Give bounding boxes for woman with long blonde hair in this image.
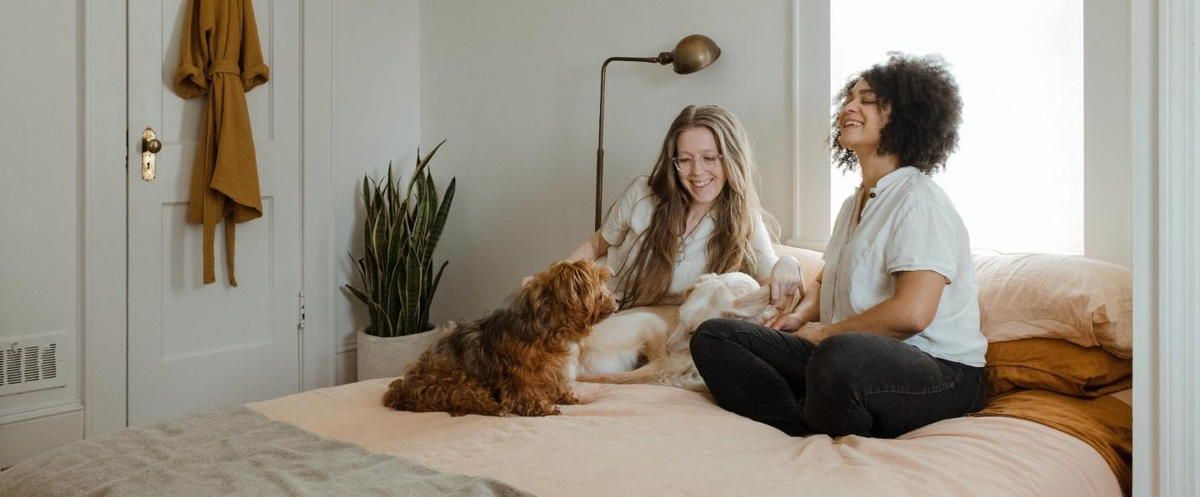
[568,104,802,308]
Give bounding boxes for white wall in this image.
[420,0,795,321]
[0,0,88,467]
[330,0,422,384]
[415,2,1136,331]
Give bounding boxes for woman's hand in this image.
[766,313,829,344]
[792,322,829,344]
[766,312,805,332]
[767,255,803,309]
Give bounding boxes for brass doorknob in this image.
[141,128,160,182]
[142,130,162,153]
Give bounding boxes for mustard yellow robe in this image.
[174,0,269,286]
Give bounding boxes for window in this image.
[829,0,1083,254]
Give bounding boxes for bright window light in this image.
[830,0,1083,254]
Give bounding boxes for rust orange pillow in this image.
[985,338,1132,398]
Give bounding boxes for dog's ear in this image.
[549,262,584,302]
[722,285,772,320]
[517,270,578,342]
[526,261,614,333]
[530,261,569,299]
[595,264,614,281]
[541,262,591,308]
[521,269,553,317]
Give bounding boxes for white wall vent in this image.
[0,333,67,396]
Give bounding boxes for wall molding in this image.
[0,400,84,426]
[1150,0,1198,494]
[1083,0,1134,268]
[790,0,831,247]
[0,406,84,469]
[301,0,337,391]
[82,0,128,438]
[1129,1,1157,493]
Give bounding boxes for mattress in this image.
[251,378,1124,497]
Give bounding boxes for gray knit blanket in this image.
[0,406,536,497]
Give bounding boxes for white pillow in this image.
[974,254,1132,358]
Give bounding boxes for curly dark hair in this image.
[830,53,963,174]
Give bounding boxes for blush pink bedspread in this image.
[250,378,1122,497]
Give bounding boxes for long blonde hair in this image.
[615,105,769,309]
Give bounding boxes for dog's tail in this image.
[578,358,707,392]
[578,353,692,385]
[577,362,668,386]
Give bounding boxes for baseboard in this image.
[0,400,83,426]
[0,406,84,469]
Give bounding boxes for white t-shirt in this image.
[600,176,779,299]
[820,167,987,367]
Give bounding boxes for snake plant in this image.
[345,140,455,337]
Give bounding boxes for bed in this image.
[253,378,1128,497]
[0,249,1133,496]
[0,379,1127,497]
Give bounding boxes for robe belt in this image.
[208,60,241,76]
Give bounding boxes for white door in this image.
[127,0,302,425]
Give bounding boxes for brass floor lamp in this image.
[594,34,721,230]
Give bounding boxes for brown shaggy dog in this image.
[383,260,617,417]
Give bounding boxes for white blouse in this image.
[820,167,987,367]
[600,176,778,299]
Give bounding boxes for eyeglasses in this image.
[672,154,723,172]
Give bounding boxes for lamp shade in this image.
[671,34,721,74]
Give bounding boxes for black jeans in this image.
[690,319,986,438]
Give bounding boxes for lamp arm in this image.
[596,56,668,230]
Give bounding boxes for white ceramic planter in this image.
[356,328,441,380]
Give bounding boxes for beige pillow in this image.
[772,246,1133,358]
[975,254,1132,358]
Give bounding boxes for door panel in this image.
[127,0,302,426]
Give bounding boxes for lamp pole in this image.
[596,56,665,230]
[593,35,721,231]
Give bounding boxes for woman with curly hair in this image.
[691,54,987,438]
[567,104,803,309]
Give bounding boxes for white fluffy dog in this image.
[573,272,791,391]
